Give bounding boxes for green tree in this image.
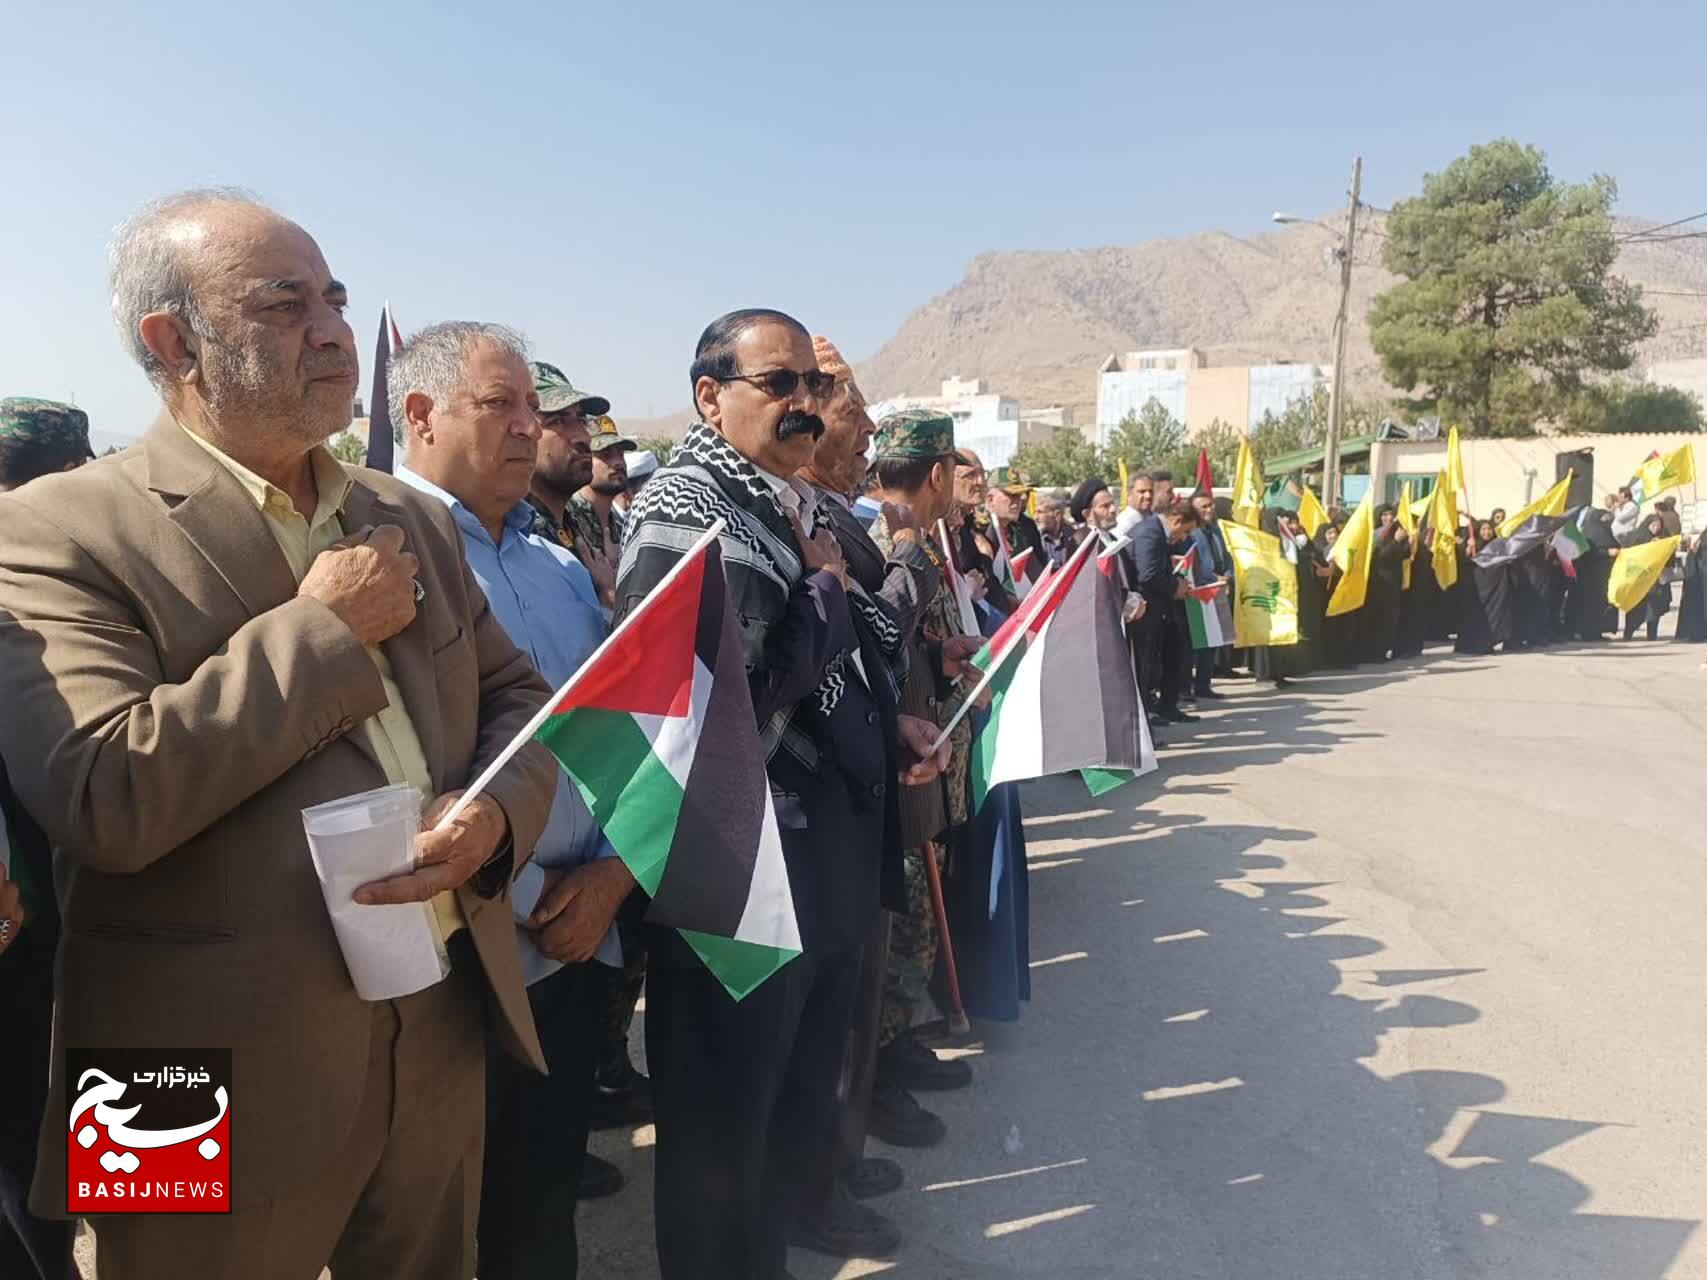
[1370,139,1657,438]
[327,432,367,464]
[1176,418,1243,488]
[1104,399,1187,479]
[1248,387,1324,464]
[1573,382,1703,434]
[1009,427,1106,488]
[635,435,677,466]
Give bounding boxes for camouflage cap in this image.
[587,414,636,453]
[873,407,955,461]
[0,397,94,466]
[529,361,611,416]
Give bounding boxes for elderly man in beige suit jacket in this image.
[0,189,558,1279]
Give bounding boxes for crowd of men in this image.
[0,189,1054,1280]
[1,189,1701,1280]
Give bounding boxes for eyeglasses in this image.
[719,368,837,401]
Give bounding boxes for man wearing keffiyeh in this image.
[615,310,941,1279]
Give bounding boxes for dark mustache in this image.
[776,411,825,442]
[304,355,359,380]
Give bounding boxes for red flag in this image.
[1195,447,1214,497]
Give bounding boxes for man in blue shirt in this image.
[390,320,626,1280]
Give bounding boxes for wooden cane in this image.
[920,839,971,1036]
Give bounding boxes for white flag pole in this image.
[924,527,1101,757]
[434,519,726,833]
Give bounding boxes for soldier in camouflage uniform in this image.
[565,415,635,557]
[0,397,95,492]
[524,361,609,555]
[864,409,986,1148]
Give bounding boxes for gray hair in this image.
[108,187,270,389]
[388,321,530,439]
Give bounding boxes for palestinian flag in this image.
[535,533,799,1000]
[970,541,1155,810]
[1183,582,1230,649]
[1009,547,1035,599]
[1551,509,1592,574]
[1172,545,1198,579]
[363,303,404,473]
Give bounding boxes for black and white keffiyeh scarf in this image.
[617,422,900,762]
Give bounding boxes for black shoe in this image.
[590,1053,653,1129]
[880,1033,973,1093]
[1162,708,1198,724]
[1179,690,1198,704]
[1272,676,1291,687]
[868,1082,947,1148]
[846,1156,905,1200]
[1196,688,1226,699]
[577,1152,625,1200]
[789,1188,901,1259]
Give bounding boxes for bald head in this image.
[110,188,357,453]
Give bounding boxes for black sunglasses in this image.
[719,368,837,401]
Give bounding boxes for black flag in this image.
[364,304,402,473]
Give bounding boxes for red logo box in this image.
[66,1049,231,1214]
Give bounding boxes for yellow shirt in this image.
[184,427,466,940]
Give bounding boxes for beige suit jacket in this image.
[0,419,558,1215]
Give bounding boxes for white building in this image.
[872,376,1023,470]
[1095,348,1328,443]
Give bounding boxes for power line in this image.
[1616,211,1707,242]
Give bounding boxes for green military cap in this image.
[0,397,94,470]
[587,414,636,453]
[872,407,955,461]
[529,361,611,416]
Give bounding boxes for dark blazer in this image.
[1128,514,1176,616]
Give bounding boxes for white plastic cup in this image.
[302,784,449,1001]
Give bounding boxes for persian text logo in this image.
[66,1049,231,1214]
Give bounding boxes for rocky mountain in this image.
[855,216,1707,422]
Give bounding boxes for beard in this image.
[591,477,628,497]
[200,329,352,444]
[776,411,825,442]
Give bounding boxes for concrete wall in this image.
[1249,364,1324,426]
[1370,434,1705,529]
[1097,370,1188,442]
[1185,366,1248,437]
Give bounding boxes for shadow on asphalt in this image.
[582,644,1700,1280]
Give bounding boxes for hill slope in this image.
[856,216,1707,421]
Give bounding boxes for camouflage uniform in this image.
[867,408,976,1047]
[0,397,94,489]
[565,492,624,558]
[525,497,580,554]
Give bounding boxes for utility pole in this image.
[1322,155,1362,511]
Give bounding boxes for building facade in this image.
[1095,348,1328,443]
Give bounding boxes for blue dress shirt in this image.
[397,467,621,978]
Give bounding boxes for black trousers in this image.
[1133,610,1170,712]
[648,942,862,1280]
[0,919,73,1280]
[478,959,605,1280]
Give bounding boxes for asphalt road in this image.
[579,633,1707,1280]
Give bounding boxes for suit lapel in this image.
[343,480,446,791]
[144,417,299,620]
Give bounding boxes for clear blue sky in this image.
[4,0,1703,440]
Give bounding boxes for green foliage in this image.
[327,432,368,464]
[1009,427,1107,488]
[1370,138,1657,438]
[1103,399,1187,478]
[635,435,677,466]
[1569,381,1704,434]
[1248,388,1324,465]
[1188,418,1243,487]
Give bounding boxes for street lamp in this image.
[1271,161,1362,510]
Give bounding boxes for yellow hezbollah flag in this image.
[1298,486,1329,540]
[1609,535,1681,612]
[1497,470,1572,539]
[1232,438,1265,529]
[1221,521,1299,647]
[1117,456,1130,508]
[1447,424,1466,498]
[1428,469,1459,590]
[1409,488,1432,521]
[1327,492,1374,617]
[1397,481,1417,591]
[1634,443,1695,502]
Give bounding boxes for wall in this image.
[1097,370,1188,442]
[1185,366,1249,437]
[1249,364,1325,426]
[1371,434,1705,529]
